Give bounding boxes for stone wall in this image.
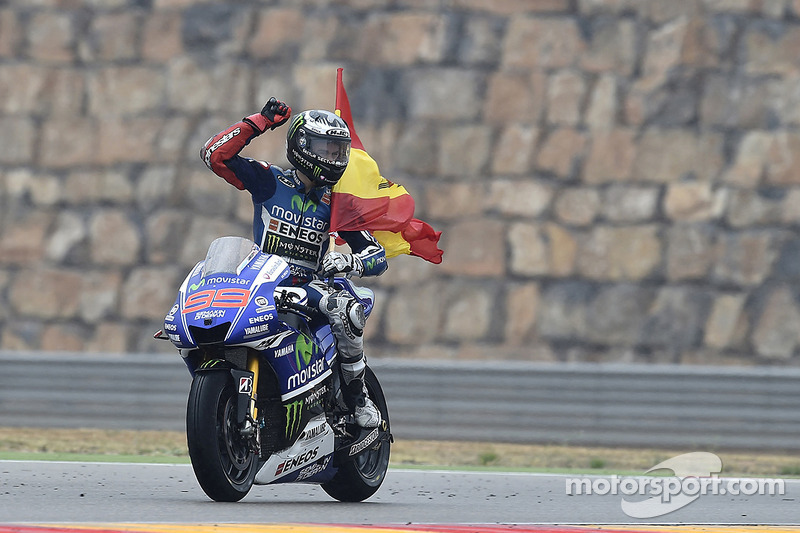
[2,0,800,365]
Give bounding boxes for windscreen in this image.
[203,236,258,277]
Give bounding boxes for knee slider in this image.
[321,291,365,340]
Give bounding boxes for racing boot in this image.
[320,290,381,428]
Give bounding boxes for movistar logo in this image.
[365,258,376,271]
[189,279,205,291]
[285,400,303,437]
[291,194,317,213]
[295,334,315,370]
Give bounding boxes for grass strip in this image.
[1,427,799,477]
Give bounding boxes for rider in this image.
[200,98,386,428]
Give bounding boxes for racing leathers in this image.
[201,106,386,427]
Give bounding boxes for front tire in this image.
[186,370,258,502]
[322,367,391,502]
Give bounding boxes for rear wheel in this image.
[186,370,258,502]
[322,367,391,502]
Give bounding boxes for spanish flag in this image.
[331,68,443,264]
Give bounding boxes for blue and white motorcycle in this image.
[156,236,391,502]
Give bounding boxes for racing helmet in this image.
[286,110,351,186]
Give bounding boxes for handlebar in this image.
[275,290,320,318]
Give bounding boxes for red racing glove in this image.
[244,97,291,134]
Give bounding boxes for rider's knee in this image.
[319,290,366,340]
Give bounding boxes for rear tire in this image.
[322,367,391,502]
[186,370,258,502]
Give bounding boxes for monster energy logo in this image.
[264,234,281,253]
[284,400,303,437]
[295,334,315,370]
[291,195,317,213]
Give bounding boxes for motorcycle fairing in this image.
[253,414,336,485]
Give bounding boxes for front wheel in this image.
[322,366,391,502]
[186,370,258,502]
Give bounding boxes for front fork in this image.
[231,353,260,453]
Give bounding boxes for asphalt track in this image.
[0,461,798,531]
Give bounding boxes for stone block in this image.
[185,168,238,216]
[554,187,600,226]
[89,210,142,266]
[0,321,44,351]
[45,211,87,264]
[424,182,486,220]
[508,223,549,276]
[179,217,249,270]
[79,12,138,62]
[438,125,492,177]
[88,67,164,116]
[503,16,584,69]
[0,117,35,164]
[704,293,748,349]
[121,266,183,321]
[87,323,131,354]
[97,117,165,165]
[40,118,97,168]
[537,281,595,340]
[167,58,250,114]
[142,10,183,62]
[585,74,618,130]
[580,18,636,75]
[638,18,688,91]
[64,169,134,205]
[700,74,774,129]
[452,0,570,14]
[713,231,779,286]
[360,12,448,65]
[536,128,588,179]
[249,7,305,59]
[406,68,482,120]
[79,270,123,323]
[583,128,636,183]
[752,286,800,359]
[0,210,52,265]
[504,282,540,345]
[546,70,587,126]
[9,268,84,319]
[639,286,713,349]
[722,131,771,186]
[384,282,443,344]
[743,21,800,75]
[438,219,506,277]
[764,132,800,185]
[578,225,662,281]
[666,223,718,281]
[663,181,719,222]
[484,71,545,124]
[725,189,782,228]
[146,210,191,265]
[0,65,45,114]
[601,185,659,222]
[781,189,800,224]
[41,324,86,352]
[395,123,439,175]
[441,283,493,342]
[136,167,178,212]
[27,11,73,63]
[633,129,724,183]
[487,179,554,217]
[546,223,578,276]
[585,284,656,345]
[491,125,539,175]
[457,15,504,66]
[0,9,20,57]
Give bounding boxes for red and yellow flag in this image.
[331,68,443,264]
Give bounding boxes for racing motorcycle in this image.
[155,236,391,502]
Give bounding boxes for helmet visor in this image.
[305,133,351,166]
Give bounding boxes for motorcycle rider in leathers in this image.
[200,98,384,428]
